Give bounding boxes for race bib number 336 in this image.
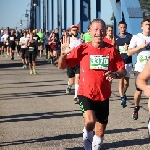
[90,55,109,70]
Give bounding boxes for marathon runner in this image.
[115,21,132,108]
[128,18,150,120]
[65,25,82,104]
[58,19,126,150]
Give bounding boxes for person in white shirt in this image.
[2,30,9,57]
[128,18,150,120]
[20,31,29,68]
[65,25,82,104]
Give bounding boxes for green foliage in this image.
[139,0,150,18]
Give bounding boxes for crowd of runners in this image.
[1,18,150,149]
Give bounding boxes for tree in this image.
[139,0,150,18]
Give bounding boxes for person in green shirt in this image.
[82,26,92,43]
[37,29,45,57]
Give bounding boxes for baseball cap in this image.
[71,25,78,29]
[32,30,35,33]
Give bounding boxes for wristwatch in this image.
[115,72,120,78]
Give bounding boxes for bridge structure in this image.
[30,0,143,65]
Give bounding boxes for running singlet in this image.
[66,42,125,101]
[28,42,36,52]
[82,32,92,43]
[20,37,29,48]
[37,32,45,43]
[115,33,132,64]
[2,34,9,45]
[69,37,82,49]
[129,33,150,72]
[8,35,17,45]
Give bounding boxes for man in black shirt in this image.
[8,30,17,60]
[115,21,132,108]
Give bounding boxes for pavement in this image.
[0,54,150,150]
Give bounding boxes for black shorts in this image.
[28,51,36,63]
[9,44,16,50]
[4,44,8,48]
[78,95,109,124]
[21,48,28,59]
[0,42,3,47]
[67,64,80,78]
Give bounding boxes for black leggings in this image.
[28,51,36,63]
[21,48,28,59]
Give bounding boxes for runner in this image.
[37,29,45,57]
[48,32,57,64]
[28,33,37,74]
[82,26,92,43]
[128,18,150,120]
[45,30,50,60]
[8,30,17,60]
[65,25,82,104]
[115,21,132,108]
[20,31,29,68]
[58,19,126,149]
[32,30,40,59]
[0,30,4,55]
[136,59,150,138]
[16,29,23,56]
[103,25,114,45]
[2,30,9,57]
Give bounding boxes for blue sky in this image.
[0,0,113,29]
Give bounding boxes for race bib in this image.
[6,43,8,45]
[119,46,127,54]
[10,37,14,41]
[33,37,37,41]
[138,54,150,64]
[53,42,56,45]
[29,47,34,51]
[90,55,109,70]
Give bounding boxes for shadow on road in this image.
[0,89,69,101]
[0,133,82,147]
[102,137,150,149]
[0,110,82,123]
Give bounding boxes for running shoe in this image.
[33,69,37,74]
[22,65,26,69]
[74,97,79,104]
[121,95,127,108]
[48,58,51,63]
[30,70,33,75]
[66,87,71,94]
[132,106,140,120]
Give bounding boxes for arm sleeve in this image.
[111,48,125,72]
[129,35,137,48]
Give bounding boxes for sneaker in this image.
[24,64,28,69]
[74,97,79,104]
[148,118,150,138]
[5,55,8,58]
[33,69,37,74]
[11,57,14,60]
[132,106,140,120]
[30,70,33,75]
[121,96,127,108]
[48,58,51,63]
[22,65,25,69]
[66,87,71,95]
